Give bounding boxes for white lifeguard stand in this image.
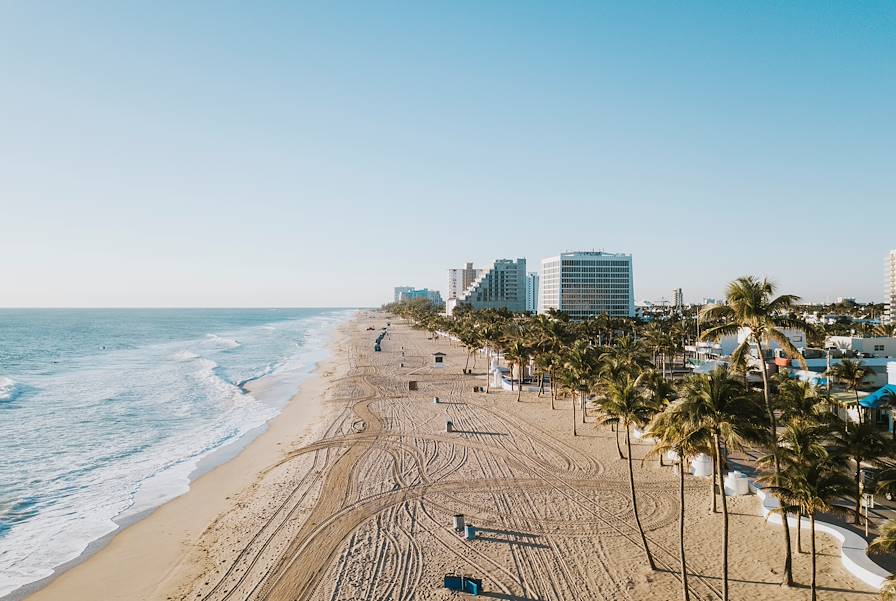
[432,352,446,369]
[723,471,750,496]
[690,453,713,478]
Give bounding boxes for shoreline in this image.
[16,316,356,601]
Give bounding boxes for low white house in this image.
[688,327,807,368]
[737,327,807,355]
[826,336,896,358]
[703,327,807,358]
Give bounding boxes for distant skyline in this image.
[1,3,894,308]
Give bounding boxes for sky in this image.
[1,2,893,307]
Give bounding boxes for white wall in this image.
[827,336,896,358]
[737,327,807,352]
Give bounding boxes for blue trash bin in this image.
[463,576,483,595]
[443,574,463,591]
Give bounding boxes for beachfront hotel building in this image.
[397,288,444,305]
[456,258,527,313]
[393,286,414,302]
[526,272,539,314]
[885,250,896,325]
[539,251,635,320]
[447,262,482,300]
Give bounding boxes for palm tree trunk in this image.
[710,468,718,513]
[626,421,656,570]
[797,511,802,553]
[756,339,794,587]
[485,348,491,394]
[678,456,690,601]
[581,392,586,423]
[810,513,817,601]
[550,370,555,410]
[517,363,523,402]
[714,433,729,601]
[614,425,624,459]
[464,351,471,372]
[572,394,577,436]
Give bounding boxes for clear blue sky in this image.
[1,2,893,307]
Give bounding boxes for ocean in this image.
[0,308,355,597]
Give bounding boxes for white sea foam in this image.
[0,376,20,402]
[205,334,241,348]
[0,309,355,598]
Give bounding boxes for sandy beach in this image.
[24,314,876,601]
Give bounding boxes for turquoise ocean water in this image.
[0,308,354,597]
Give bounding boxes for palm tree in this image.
[776,379,831,425]
[641,370,677,466]
[562,339,598,436]
[700,276,808,586]
[674,368,766,601]
[758,417,830,554]
[826,358,869,424]
[642,322,676,379]
[760,424,852,601]
[593,312,613,346]
[870,520,896,601]
[600,336,652,376]
[531,314,567,407]
[646,410,710,601]
[455,320,482,373]
[477,317,505,394]
[873,323,896,338]
[831,420,894,525]
[504,338,529,402]
[601,372,657,570]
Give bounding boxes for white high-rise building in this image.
[539,251,635,320]
[673,288,684,310]
[447,262,482,300]
[885,250,896,325]
[526,272,539,314]
[457,258,527,313]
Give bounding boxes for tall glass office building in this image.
[539,251,635,320]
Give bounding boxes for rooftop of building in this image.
[542,250,632,261]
